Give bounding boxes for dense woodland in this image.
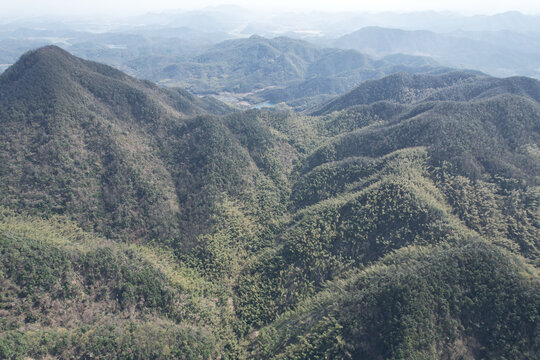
[0,46,538,359]
[147,35,443,107]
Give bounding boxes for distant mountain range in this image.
[2,10,540,107]
[0,29,447,109]
[333,26,540,79]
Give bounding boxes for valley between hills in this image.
[0,44,538,359]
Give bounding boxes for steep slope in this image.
[0,46,289,249]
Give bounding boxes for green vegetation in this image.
[0,47,539,358]
[0,207,243,359]
[150,36,446,109]
[254,240,539,359]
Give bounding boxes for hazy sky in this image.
[2,0,540,17]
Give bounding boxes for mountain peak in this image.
[0,45,84,88]
[248,34,265,40]
[0,46,75,102]
[0,46,230,120]
[1,45,129,87]
[30,44,72,58]
[8,45,78,72]
[0,45,133,105]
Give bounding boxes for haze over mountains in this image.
[333,26,540,79]
[1,8,540,108]
[0,43,538,358]
[144,35,445,109]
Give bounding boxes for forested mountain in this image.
[0,47,538,359]
[0,45,275,248]
[312,71,540,113]
[146,35,445,108]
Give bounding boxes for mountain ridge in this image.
[143,35,447,108]
[333,26,540,79]
[311,70,540,115]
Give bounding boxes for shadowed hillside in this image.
[0,46,289,249]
